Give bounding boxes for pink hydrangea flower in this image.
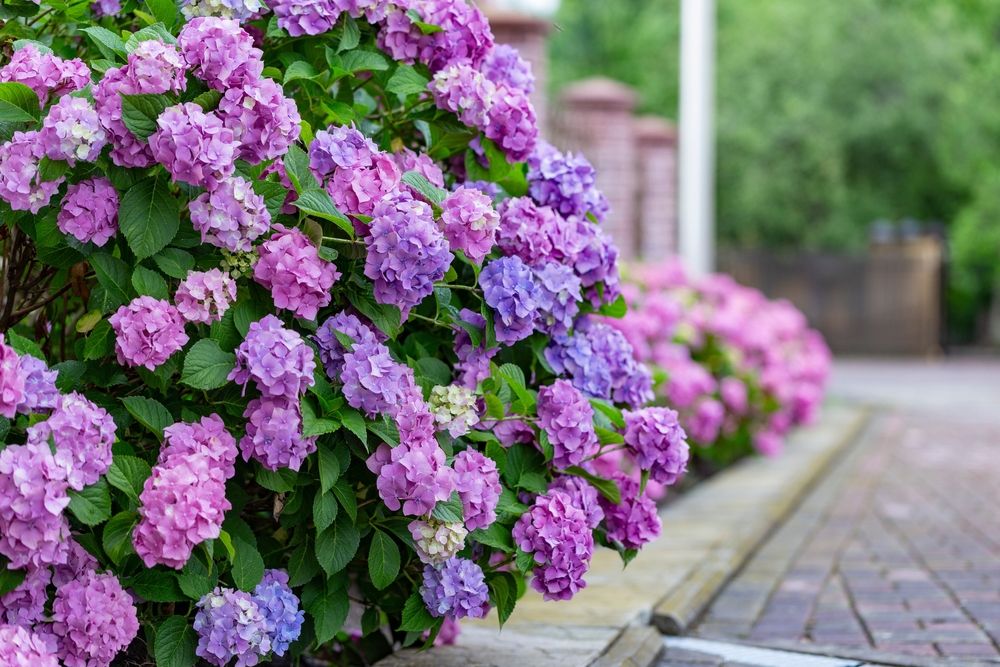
[240,396,317,472]
[0,565,51,627]
[393,147,445,188]
[126,39,188,94]
[685,398,725,445]
[720,376,749,415]
[439,186,499,264]
[50,571,139,667]
[453,449,501,531]
[175,269,237,324]
[109,296,189,371]
[253,224,340,321]
[51,539,99,588]
[313,311,384,382]
[548,476,604,530]
[27,392,116,491]
[0,45,89,105]
[0,335,25,419]
[366,440,455,516]
[57,178,119,247]
[512,491,593,601]
[178,17,264,90]
[38,97,107,165]
[219,78,301,165]
[189,176,271,252]
[149,103,239,189]
[15,354,58,415]
[229,315,316,400]
[340,338,409,418]
[599,472,661,550]
[622,407,689,486]
[537,379,599,470]
[0,624,60,667]
[327,152,401,219]
[158,415,238,482]
[0,131,64,213]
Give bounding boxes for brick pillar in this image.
[557,78,639,260]
[635,116,678,261]
[483,8,552,138]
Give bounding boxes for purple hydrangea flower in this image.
[439,186,499,264]
[51,539,99,588]
[538,379,599,470]
[480,255,542,344]
[599,472,661,550]
[110,296,189,371]
[548,476,604,530]
[134,450,232,570]
[194,587,271,667]
[271,0,337,36]
[574,221,621,307]
[51,570,139,667]
[127,39,188,94]
[409,518,467,565]
[485,84,538,164]
[149,103,239,189]
[379,0,494,73]
[254,224,341,321]
[16,354,58,414]
[229,315,316,400]
[453,449,501,531]
[0,624,59,667]
[340,338,408,417]
[93,67,155,169]
[528,140,610,224]
[430,64,495,128]
[453,308,497,390]
[313,311,384,382]
[189,176,271,252]
[533,262,583,336]
[393,147,446,188]
[720,376,749,415]
[366,439,454,516]
[393,372,437,444]
[158,415,238,481]
[175,269,238,325]
[178,17,264,90]
[0,565,51,627]
[57,178,119,247]
[364,193,453,317]
[481,44,535,94]
[0,45,89,105]
[333,0,388,22]
[545,319,654,409]
[686,398,726,445]
[0,131,64,213]
[182,0,264,22]
[0,337,25,419]
[328,152,401,220]
[219,78,301,164]
[496,197,582,267]
[38,97,106,165]
[623,407,689,486]
[512,491,594,601]
[252,570,303,657]
[240,396,317,472]
[27,392,116,491]
[309,125,378,179]
[91,0,121,15]
[0,442,71,569]
[420,557,490,620]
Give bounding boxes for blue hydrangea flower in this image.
[420,557,490,621]
[480,255,542,345]
[252,570,304,656]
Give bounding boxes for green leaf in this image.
[106,455,152,503]
[178,570,217,600]
[52,361,87,392]
[347,287,401,339]
[338,407,367,447]
[301,398,341,438]
[387,66,431,98]
[119,173,180,260]
[331,478,357,522]
[537,428,554,462]
[313,492,338,533]
[486,441,507,476]
[315,514,360,577]
[76,311,103,335]
[304,581,349,645]
[255,464,296,493]
[498,363,526,390]
[405,9,444,33]
[191,89,222,112]
[415,357,451,386]
[515,548,534,574]
[283,144,320,193]
[368,530,400,590]
[469,523,514,552]
[131,265,168,299]
[484,394,506,420]
[233,298,271,338]
[81,319,114,361]
[0,565,25,598]
[216,531,236,561]
[399,591,436,632]
[152,248,195,279]
[589,398,626,429]
[137,354,179,397]
[431,491,463,523]
[103,510,139,565]
[503,443,545,489]
[122,395,174,440]
[154,616,198,667]
[120,92,172,141]
[487,572,517,628]
[284,60,319,84]
[564,466,622,504]
[252,180,290,219]
[366,416,399,447]
[287,539,322,587]
[340,49,390,72]
[0,82,40,122]
[144,0,175,28]
[38,157,69,182]
[67,478,112,526]
[6,330,43,360]
[181,339,236,390]
[340,15,360,51]
[293,189,354,236]
[265,15,287,39]
[595,425,625,446]
[231,539,265,591]
[89,253,133,308]
[317,442,341,494]
[598,293,628,318]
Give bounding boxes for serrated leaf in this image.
[283,144,320,193]
[339,15,360,51]
[67,478,111,526]
[589,398,626,429]
[38,157,69,182]
[178,570,217,600]
[595,425,625,446]
[399,592,436,632]
[564,466,622,504]
[315,515,360,577]
[6,330,43,359]
[304,582,349,645]
[122,395,174,440]
[144,0,175,28]
[102,510,139,564]
[119,173,179,260]
[338,407,367,447]
[347,287,401,340]
[0,82,40,122]
[120,92,172,141]
[317,442,341,494]
[368,530,400,590]
[181,339,236,390]
[231,539,265,591]
[252,180,290,219]
[598,293,627,318]
[313,492,338,533]
[366,416,399,447]
[89,253,133,308]
[387,66,431,98]
[255,464,296,493]
[288,539,322,587]
[154,616,198,667]
[152,248,195,279]
[469,523,514,552]
[484,394,506,420]
[284,60,319,84]
[75,310,103,335]
[486,441,507,476]
[191,89,222,112]
[431,491,463,523]
[503,442,545,489]
[515,548,534,574]
[339,49,389,72]
[293,189,354,236]
[106,456,152,503]
[415,357,451,386]
[131,265,168,299]
[0,564,24,597]
[487,572,517,628]
[331,478,357,523]
[52,360,87,392]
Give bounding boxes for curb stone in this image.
[376,404,869,667]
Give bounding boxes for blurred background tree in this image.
[551,0,1000,342]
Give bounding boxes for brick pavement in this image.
[693,409,1000,663]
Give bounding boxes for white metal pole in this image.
[678,0,716,277]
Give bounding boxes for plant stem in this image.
[408,312,451,329]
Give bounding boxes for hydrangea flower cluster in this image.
[0,441,71,569]
[0,131,64,214]
[56,179,119,247]
[528,139,610,223]
[313,311,384,381]
[548,476,604,530]
[27,392,116,491]
[110,296,190,371]
[420,557,490,621]
[367,440,455,516]
[453,449,501,531]
[14,355,58,415]
[38,97,107,165]
[622,407,689,485]
[194,587,271,667]
[0,566,51,627]
[254,224,341,320]
[182,0,263,21]
[0,44,89,105]
[538,380,600,470]
[340,336,410,417]
[439,186,500,264]
[599,472,662,550]
[241,397,318,471]
[453,308,498,390]
[533,262,583,336]
[429,384,480,437]
[50,571,139,667]
[175,269,238,324]
[513,491,594,601]
[189,175,272,252]
[410,518,468,565]
[252,570,304,657]
[133,416,237,569]
[150,102,240,189]
[480,255,542,344]
[0,624,59,667]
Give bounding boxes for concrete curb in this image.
[377,404,870,667]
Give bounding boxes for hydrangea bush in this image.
[608,261,832,471]
[0,1,700,664]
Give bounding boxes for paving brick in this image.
[936,643,1000,657]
